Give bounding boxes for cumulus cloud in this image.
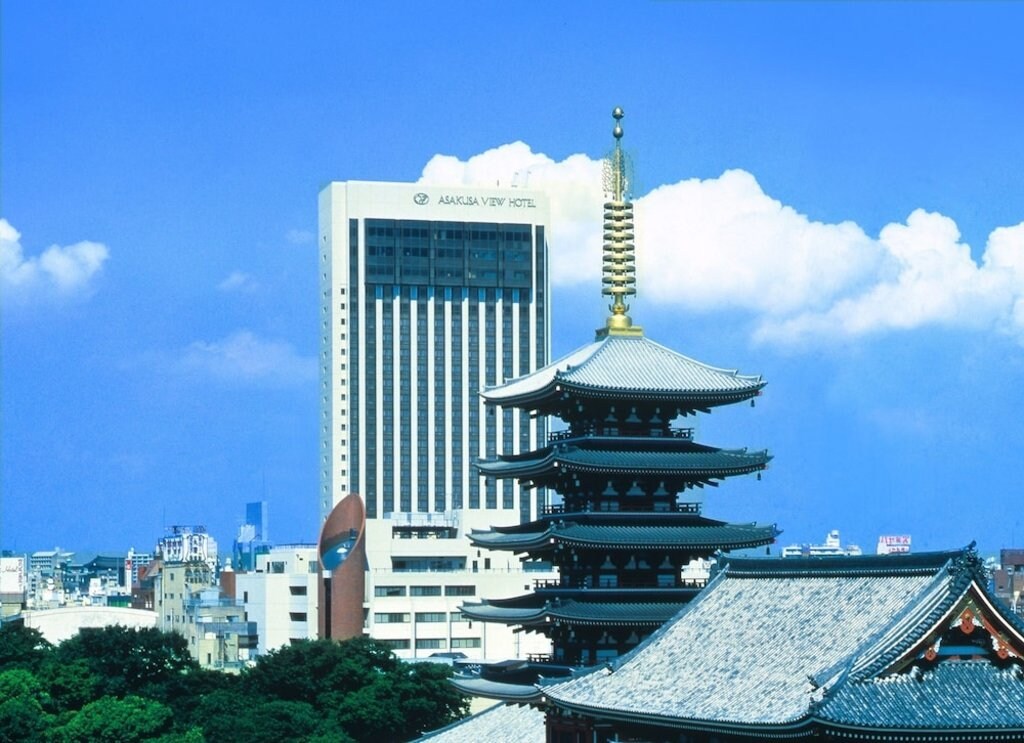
[420,142,605,284]
[419,143,1024,346]
[176,330,316,387]
[217,270,260,293]
[0,218,109,301]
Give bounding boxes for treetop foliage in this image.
[0,622,469,742]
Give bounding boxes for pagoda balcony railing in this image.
[533,579,708,590]
[548,427,694,443]
[540,501,701,516]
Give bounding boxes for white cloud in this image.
[217,270,260,293]
[754,213,1024,345]
[419,144,1024,346]
[419,142,605,285]
[177,330,316,387]
[0,218,109,301]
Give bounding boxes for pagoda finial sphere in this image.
[613,106,624,120]
[613,124,623,139]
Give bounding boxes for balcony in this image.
[540,501,701,516]
[547,427,694,443]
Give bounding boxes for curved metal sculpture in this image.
[317,493,367,640]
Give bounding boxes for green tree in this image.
[0,694,50,743]
[194,690,331,743]
[52,695,172,743]
[54,626,197,700]
[39,658,99,712]
[240,637,469,741]
[0,623,52,672]
[0,668,52,743]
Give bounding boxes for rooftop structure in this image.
[453,109,774,701]
[780,529,863,558]
[541,547,1024,741]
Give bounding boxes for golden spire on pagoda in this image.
[596,106,643,339]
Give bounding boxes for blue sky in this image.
[3,2,1024,557]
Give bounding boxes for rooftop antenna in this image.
[597,107,643,339]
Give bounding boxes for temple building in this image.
[541,546,1024,741]
[452,109,775,700]
[421,110,1024,743]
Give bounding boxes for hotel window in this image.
[415,612,446,623]
[374,612,410,624]
[416,638,446,650]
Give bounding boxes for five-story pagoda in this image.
[456,109,776,697]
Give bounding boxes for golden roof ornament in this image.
[597,107,643,339]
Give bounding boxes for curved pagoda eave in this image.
[477,446,771,484]
[467,522,780,554]
[461,600,686,628]
[477,587,704,610]
[449,677,543,702]
[481,336,765,412]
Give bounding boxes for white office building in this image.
[234,545,319,655]
[317,181,550,523]
[317,181,556,659]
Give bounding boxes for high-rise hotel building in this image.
[317,181,550,524]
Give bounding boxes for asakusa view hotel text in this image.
[317,181,550,526]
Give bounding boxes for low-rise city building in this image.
[231,544,319,655]
[780,529,863,558]
[994,548,1024,616]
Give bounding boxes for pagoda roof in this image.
[543,547,1024,736]
[481,335,764,410]
[462,598,686,627]
[468,520,778,553]
[477,437,770,484]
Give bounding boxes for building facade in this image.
[317,181,550,524]
[995,548,1024,616]
[317,181,558,660]
[233,545,320,655]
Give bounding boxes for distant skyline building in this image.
[234,501,270,571]
[317,181,550,525]
[246,501,268,542]
[780,529,864,558]
[156,526,217,574]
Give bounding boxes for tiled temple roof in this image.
[481,335,764,409]
[816,661,1024,731]
[417,701,545,741]
[543,548,1024,734]
[468,520,778,552]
